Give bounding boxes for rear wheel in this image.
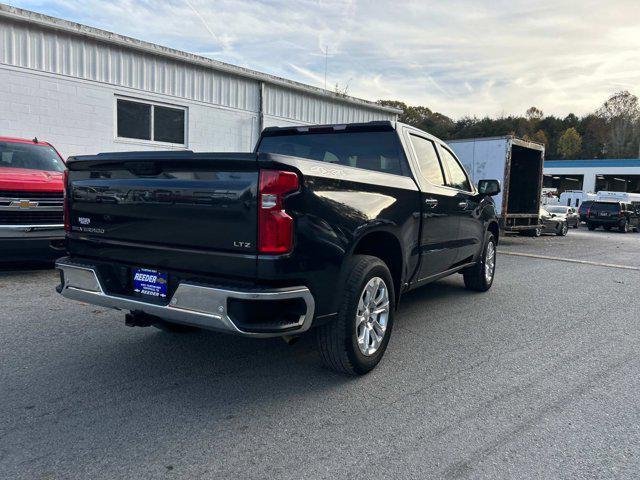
[316,255,395,375]
[463,232,496,292]
[587,223,596,231]
[619,220,630,233]
[603,225,611,231]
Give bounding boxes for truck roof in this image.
[261,120,397,136]
[0,136,53,147]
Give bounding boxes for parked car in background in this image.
[0,137,65,262]
[545,205,580,228]
[56,121,502,375]
[578,200,594,223]
[529,207,569,236]
[587,201,640,233]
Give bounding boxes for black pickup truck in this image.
[56,121,501,374]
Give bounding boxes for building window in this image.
[116,98,186,145]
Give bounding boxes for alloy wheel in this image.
[355,277,390,356]
[485,240,496,283]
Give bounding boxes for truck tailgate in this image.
[66,152,259,255]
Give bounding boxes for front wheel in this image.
[557,222,569,236]
[316,255,395,375]
[463,232,497,292]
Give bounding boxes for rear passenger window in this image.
[409,135,445,186]
[439,147,472,191]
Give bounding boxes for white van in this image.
[559,190,597,208]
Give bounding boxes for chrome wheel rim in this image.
[485,241,496,283]
[562,224,568,235]
[355,277,390,356]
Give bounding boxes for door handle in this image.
[425,198,438,208]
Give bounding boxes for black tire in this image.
[603,225,611,231]
[557,222,568,236]
[619,220,629,233]
[463,232,497,292]
[587,223,596,231]
[316,255,395,375]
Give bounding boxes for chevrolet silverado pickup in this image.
[0,137,65,262]
[56,121,501,375]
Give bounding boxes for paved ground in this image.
[1,228,639,479]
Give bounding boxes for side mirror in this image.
[478,179,501,196]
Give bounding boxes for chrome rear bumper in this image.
[55,258,315,338]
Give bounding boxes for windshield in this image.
[257,131,405,175]
[546,206,569,214]
[0,142,65,172]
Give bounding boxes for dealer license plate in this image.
[132,268,168,299]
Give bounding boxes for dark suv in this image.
[587,201,640,233]
[578,201,593,223]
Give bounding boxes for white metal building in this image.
[0,5,399,159]
[544,159,640,195]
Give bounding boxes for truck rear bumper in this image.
[55,258,315,338]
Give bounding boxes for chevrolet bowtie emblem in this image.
[10,199,39,209]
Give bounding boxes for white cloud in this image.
[11,0,640,118]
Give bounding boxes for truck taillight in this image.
[586,207,591,217]
[63,169,70,232]
[258,170,299,254]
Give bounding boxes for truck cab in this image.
[0,137,65,262]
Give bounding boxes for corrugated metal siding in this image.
[0,14,397,126]
[0,18,260,112]
[263,84,396,124]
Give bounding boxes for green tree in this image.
[524,129,548,147]
[558,127,582,158]
[595,90,640,157]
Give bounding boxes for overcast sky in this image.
[10,0,640,118]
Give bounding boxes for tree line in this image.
[378,91,640,160]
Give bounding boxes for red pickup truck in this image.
[0,137,66,262]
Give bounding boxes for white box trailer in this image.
[559,190,597,208]
[448,136,545,233]
[596,191,640,205]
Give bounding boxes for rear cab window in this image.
[257,130,407,176]
[0,142,65,172]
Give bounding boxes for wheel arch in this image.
[487,220,500,245]
[349,229,404,307]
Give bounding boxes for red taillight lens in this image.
[63,169,70,232]
[258,170,299,254]
[586,207,591,217]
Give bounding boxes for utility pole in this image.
[324,46,328,90]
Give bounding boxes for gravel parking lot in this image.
[1,229,639,479]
